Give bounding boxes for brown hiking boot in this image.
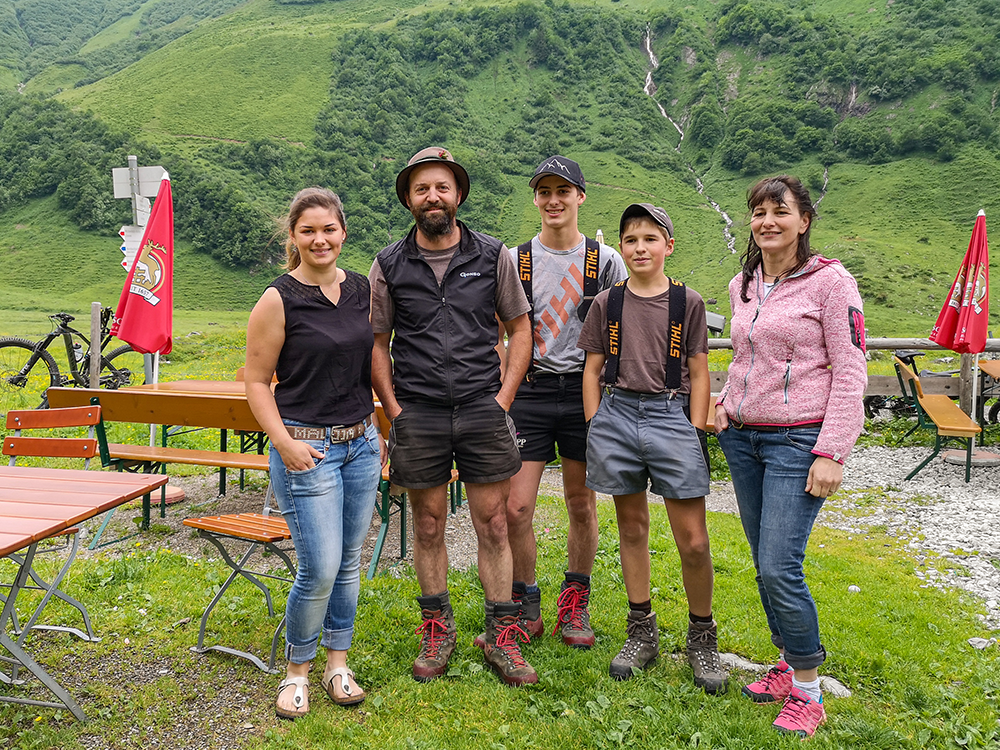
[609,610,659,680]
[412,595,457,682]
[473,585,542,648]
[483,603,538,686]
[687,619,728,694]
[552,579,595,648]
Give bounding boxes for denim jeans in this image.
[716,425,827,670]
[269,421,380,663]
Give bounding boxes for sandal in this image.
[321,667,366,707]
[275,676,309,720]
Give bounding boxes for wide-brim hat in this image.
[395,146,470,207]
[619,203,674,238]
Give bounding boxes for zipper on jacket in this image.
[783,359,791,404]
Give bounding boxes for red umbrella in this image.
[930,210,989,354]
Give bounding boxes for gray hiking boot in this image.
[687,619,728,694]
[483,602,538,686]
[412,594,457,682]
[609,610,659,680]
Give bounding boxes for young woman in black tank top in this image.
[245,188,385,719]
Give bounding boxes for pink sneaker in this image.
[773,686,827,738]
[742,660,793,703]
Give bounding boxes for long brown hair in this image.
[739,175,815,302]
[282,187,346,271]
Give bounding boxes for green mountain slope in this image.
[1,0,999,337]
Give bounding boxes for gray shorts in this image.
[585,388,710,500]
[388,395,521,489]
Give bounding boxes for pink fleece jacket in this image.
[718,255,868,463]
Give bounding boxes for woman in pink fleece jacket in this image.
[714,176,867,738]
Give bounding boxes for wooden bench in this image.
[46,387,270,535]
[894,357,981,482]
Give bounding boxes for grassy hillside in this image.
[1,0,999,337]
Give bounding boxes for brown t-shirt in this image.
[577,283,709,394]
[369,241,528,333]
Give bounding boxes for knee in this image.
[506,500,534,531]
[411,511,446,545]
[758,557,802,595]
[565,492,597,526]
[476,510,509,548]
[677,532,712,565]
[617,517,648,548]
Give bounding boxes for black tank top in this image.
[269,272,374,426]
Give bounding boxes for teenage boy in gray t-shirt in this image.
[488,156,626,651]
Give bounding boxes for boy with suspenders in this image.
[578,203,727,692]
[492,156,627,650]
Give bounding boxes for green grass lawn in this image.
[1,484,997,749]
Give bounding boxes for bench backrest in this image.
[4,405,101,467]
[893,357,925,400]
[46,388,264,432]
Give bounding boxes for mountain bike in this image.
[0,308,146,409]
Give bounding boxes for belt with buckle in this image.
[730,419,823,433]
[285,416,372,443]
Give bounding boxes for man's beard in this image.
[414,201,457,238]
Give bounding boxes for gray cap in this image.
[395,146,470,207]
[619,203,673,238]
[529,155,585,192]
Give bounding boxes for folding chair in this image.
[1,406,103,646]
[182,483,295,674]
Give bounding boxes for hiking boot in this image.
[474,585,542,649]
[742,659,793,703]
[609,610,658,680]
[773,686,827,737]
[552,579,595,648]
[513,580,544,638]
[482,603,538,686]
[412,595,457,682]
[686,619,728,694]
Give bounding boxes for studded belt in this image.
[285,416,372,443]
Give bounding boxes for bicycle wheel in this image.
[100,345,147,389]
[0,337,62,409]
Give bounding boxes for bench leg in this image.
[965,437,973,483]
[367,480,392,580]
[906,435,943,480]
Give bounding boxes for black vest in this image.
[377,221,504,406]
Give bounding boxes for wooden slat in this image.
[0,500,94,520]
[183,513,290,543]
[47,388,264,432]
[5,406,101,430]
[3,437,98,459]
[107,444,269,471]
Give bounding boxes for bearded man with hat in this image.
[369,147,537,686]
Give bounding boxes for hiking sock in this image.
[524,582,540,595]
[565,571,591,587]
[792,676,822,703]
[689,611,714,625]
[628,599,652,615]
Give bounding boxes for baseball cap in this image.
[395,146,470,207]
[529,155,586,192]
[619,203,673,238]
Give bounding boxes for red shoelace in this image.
[414,615,449,659]
[552,584,588,635]
[494,619,530,667]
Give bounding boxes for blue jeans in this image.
[716,425,827,670]
[269,421,380,663]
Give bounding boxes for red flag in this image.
[929,210,989,354]
[111,174,173,355]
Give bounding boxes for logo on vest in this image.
[460,271,481,278]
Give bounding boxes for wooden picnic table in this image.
[0,466,167,720]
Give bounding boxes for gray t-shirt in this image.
[577,283,709,394]
[507,235,627,374]
[369,239,529,334]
